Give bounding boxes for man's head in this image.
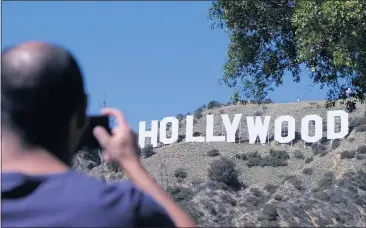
[2,42,88,165]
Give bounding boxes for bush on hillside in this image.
[141,144,155,158]
[284,175,304,191]
[250,187,262,197]
[262,204,279,221]
[179,201,204,224]
[341,150,356,159]
[194,107,203,119]
[176,114,184,121]
[305,156,313,164]
[294,150,304,159]
[247,149,290,167]
[356,154,365,160]
[254,111,263,116]
[220,193,237,206]
[207,149,220,157]
[350,116,366,128]
[273,194,283,201]
[234,153,246,160]
[312,143,327,155]
[319,151,328,157]
[357,145,366,154]
[167,186,194,202]
[174,167,188,181]
[264,184,278,194]
[106,162,121,172]
[263,98,273,104]
[208,157,240,188]
[318,171,335,189]
[355,124,366,132]
[207,100,221,109]
[303,168,313,175]
[331,139,341,149]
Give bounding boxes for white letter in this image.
[247,116,271,144]
[185,115,205,142]
[327,110,349,139]
[301,115,322,143]
[138,120,158,148]
[274,116,295,143]
[159,117,179,145]
[222,114,242,142]
[206,115,225,142]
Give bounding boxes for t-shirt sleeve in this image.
[99,180,176,228]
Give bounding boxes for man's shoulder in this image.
[63,171,174,227]
[60,170,136,203]
[53,171,145,226]
[2,170,140,227]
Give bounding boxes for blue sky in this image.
[2,1,328,131]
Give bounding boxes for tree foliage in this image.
[209,0,366,106]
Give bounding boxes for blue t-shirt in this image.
[2,170,175,227]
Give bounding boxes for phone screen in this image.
[77,115,111,151]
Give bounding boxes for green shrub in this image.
[312,143,327,155]
[357,145,366,154]
[305,156,313,164]
[331,139,341,150]
[141,144,155,158]
[250,187,262,197]
[194,107,203,119]
[355,124,366,132]
[245,196,261,207]
[208,157,240,188]
[207,100,221,109]
[350,116,366,128]
[341,150,356,159]
[176,114,184,121]
[179,201,204,223]
[303,168,313,175]
[264,184,278,194]
[174,167,188,179]
[207,149,220,157]
[254,111,263,116]
[294,150,304,159]
[106,162,121,172]
[220,193,237,206]
[263,98,273,104]
[247,149,290,167]
[356,154,365,160]
[318,172,335,189]
[273,194,283,201]
[319,151,328,157]
[262,204,279,221]
[167,186,194,202]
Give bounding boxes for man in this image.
[1,42,196,227]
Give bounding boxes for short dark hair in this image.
[1,42,86,151]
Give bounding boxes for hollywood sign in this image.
[138,110,348,148]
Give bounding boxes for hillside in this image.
[73,100,366,227]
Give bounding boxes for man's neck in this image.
[2,132,69,175]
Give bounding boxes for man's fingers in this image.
[93,126,110,149]
[101,108,129,128]
[103,152,111,162]
[112,128,120,135]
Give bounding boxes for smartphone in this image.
[78,115,111,151]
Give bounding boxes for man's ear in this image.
[76,94,88,129]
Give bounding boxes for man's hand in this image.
[93,108,196,227]
[93,108,140,167]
